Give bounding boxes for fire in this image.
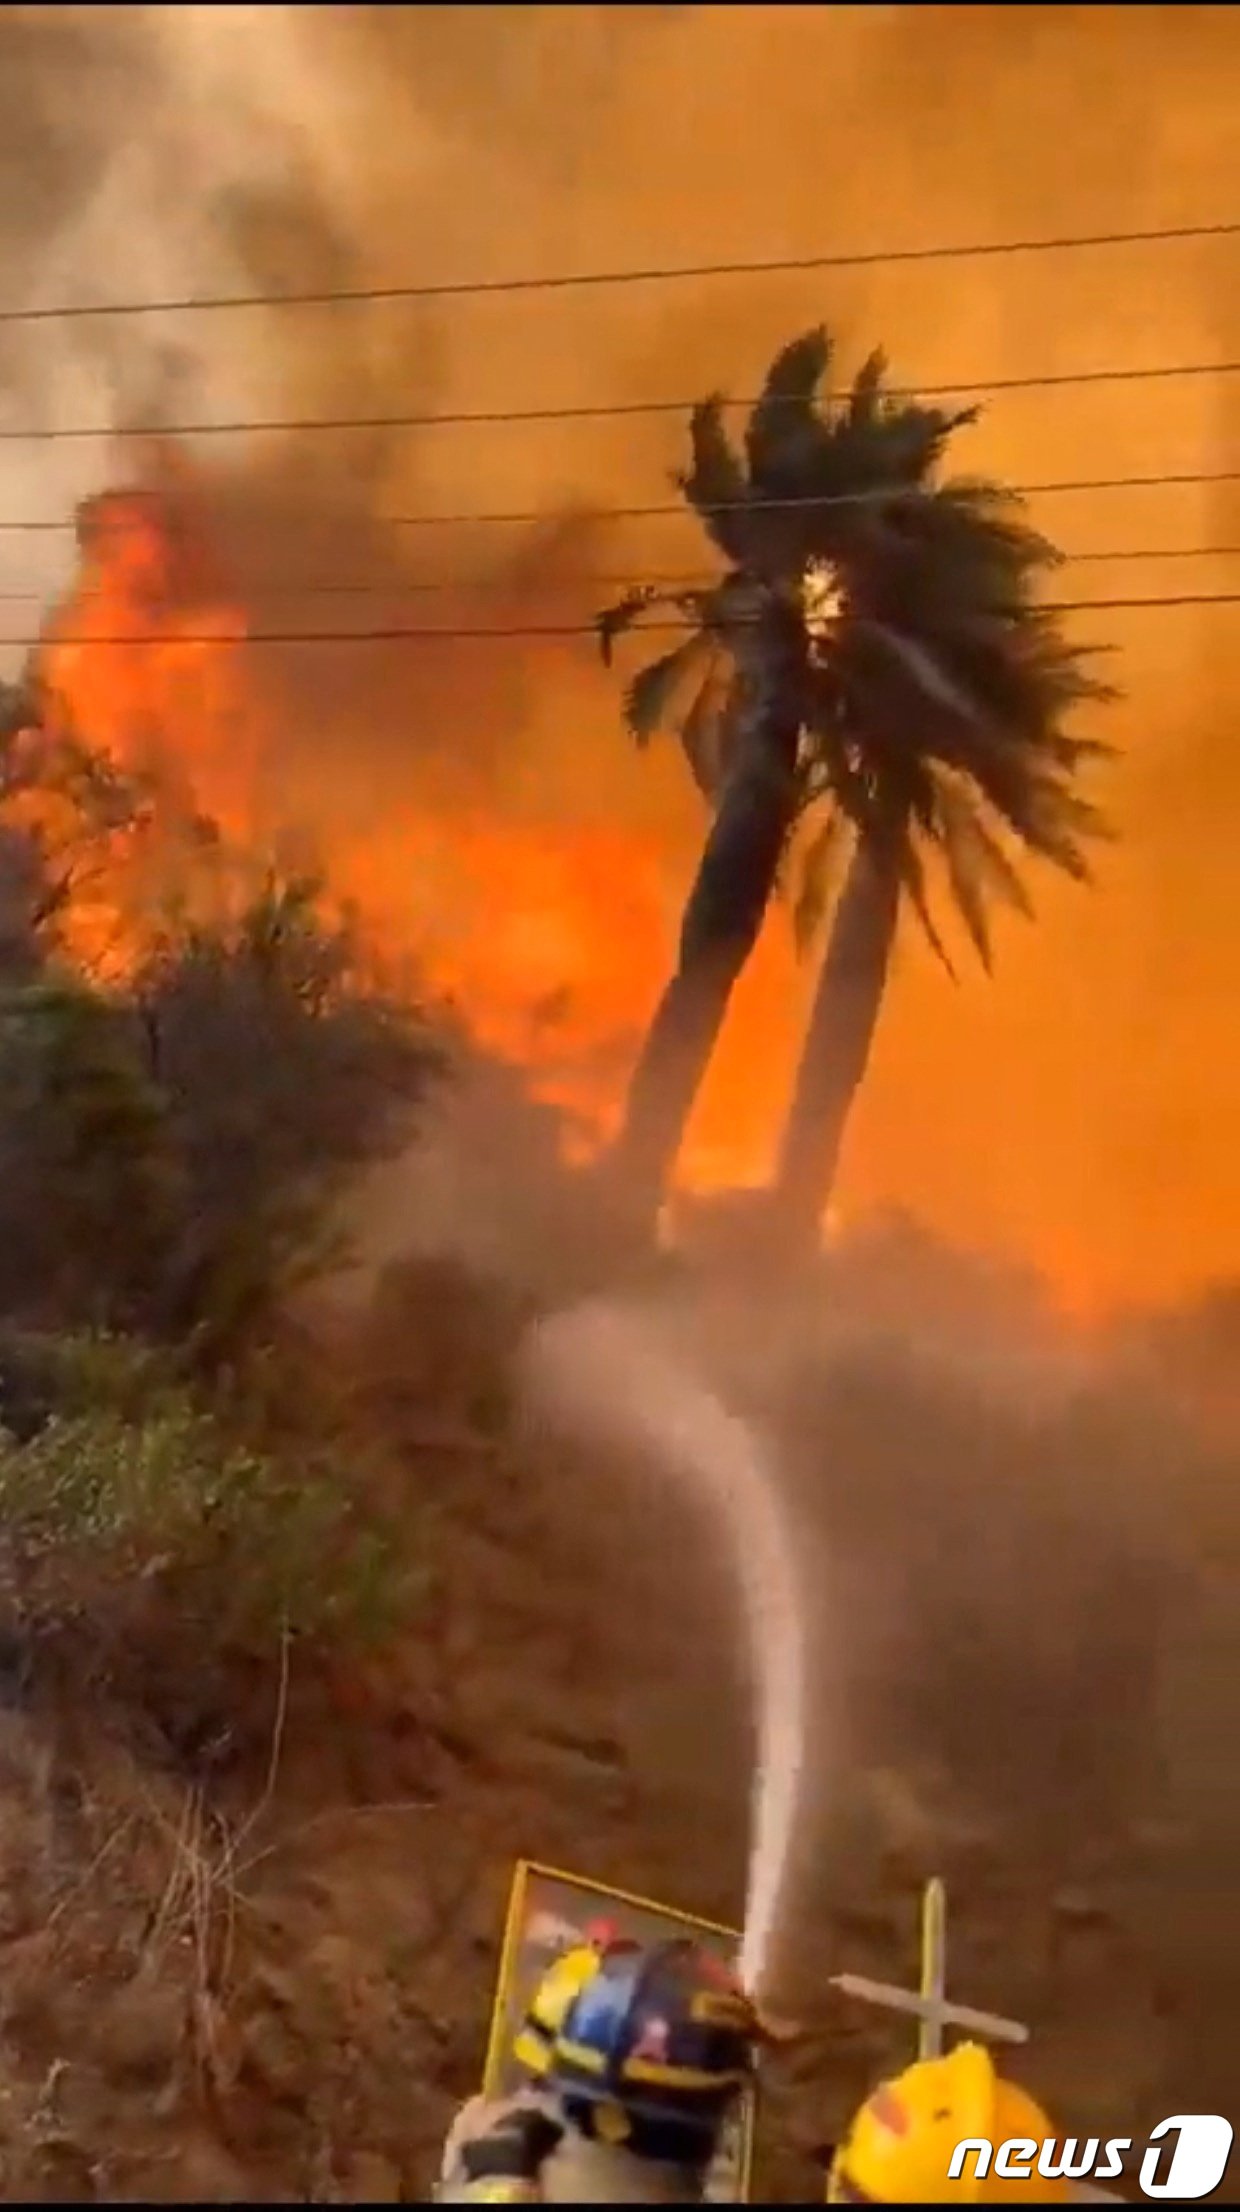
[328,800,799,1178]
[37,488,260,842]
[11,484,265,978]
[393,812,671,1147]
[16,468,1227,1318]
[20,474,791,1181]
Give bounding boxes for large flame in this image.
[40,488,258,833]
[9,3,1234,1315]
[26,477,798,1180]
[24,485,266,977]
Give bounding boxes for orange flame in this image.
[22,470,1233,1318]
[38,488,259,838]
[24,476,794,1182]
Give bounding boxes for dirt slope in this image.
[0,1261,1233,2201]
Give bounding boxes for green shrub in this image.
[0,854,446,1358]
[128,872,445,1359]
[0,1324,183,1438]
[0,979,180,1328]
[0,1368,413,1653]
[0,733,444,1673]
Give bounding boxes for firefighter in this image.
[435,1935,761,2204]
[825,2040,1069,2203]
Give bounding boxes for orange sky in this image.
[4,3,1239,1313]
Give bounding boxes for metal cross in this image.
[829,1877,1029,2061]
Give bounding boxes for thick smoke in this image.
[0,3,1237,1307]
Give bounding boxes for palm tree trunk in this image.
[609,617,803,1225]
[772,838,900,1245]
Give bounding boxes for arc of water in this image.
[522,1299,810,2003]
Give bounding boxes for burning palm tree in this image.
[598,328,1116,1242]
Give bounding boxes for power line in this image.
[1,220,1236,328]
[1,466,1235,538]
[315,471,1240,532]
[1022,543,1240,564]
[2,544,1238,603]
[387,471,1240,529]
[302,541,1239,589]
[3,593,1237,651]
[1,358,1237,443]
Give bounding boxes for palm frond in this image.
[934,790,999,971]
[921,476,1060,557]
[598,321,1119,982]
[933,774,1036,928]
[1014,776,1114,879]
[745,326,832,493]
[870,399,980,487]
[678,398,752,565]
[894,830,956,979]
[622,634,714,747]
[853,615,990,730]
[847,350,887,430]
[871,486,1063,615]
[1039,730,1117,770]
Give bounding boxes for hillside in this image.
[0,685,1232,2202]
[0,1235,1232,2202]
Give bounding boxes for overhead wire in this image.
[1,593,1238,651]
[0,358,1237,443]
[372,473,1240,530]
[0,219,1234,621]
[0,544,1238,603]
[0,467,1236,538]
[0,217,1235,326]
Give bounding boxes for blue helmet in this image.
[516,1937,757,2168]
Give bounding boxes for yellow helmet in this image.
[827,2042,1069,2203]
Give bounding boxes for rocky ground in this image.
[0,1254,1233,2202]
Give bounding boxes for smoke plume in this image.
[0,3,1237,1308]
